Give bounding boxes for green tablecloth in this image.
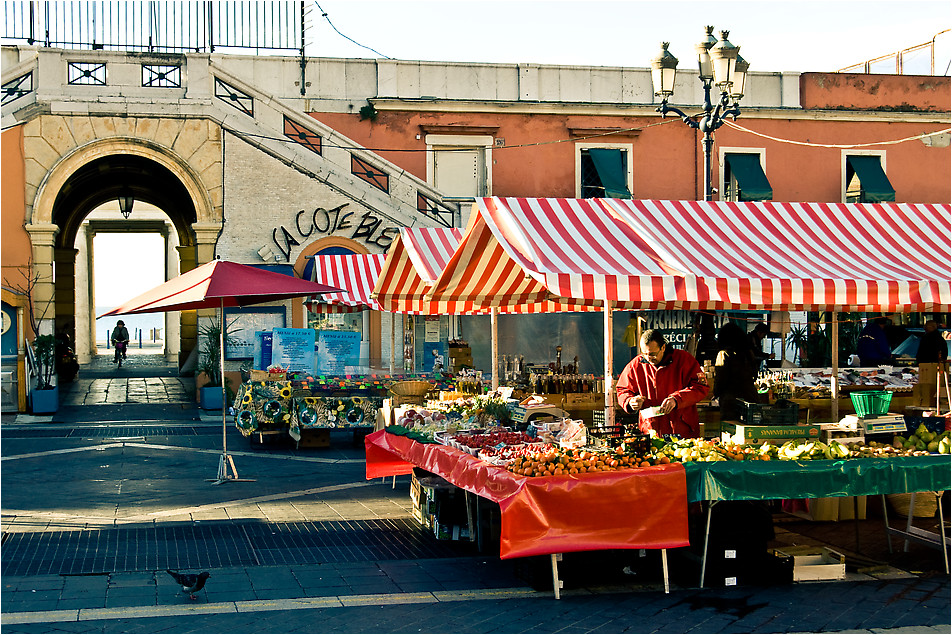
[684,455,951,502]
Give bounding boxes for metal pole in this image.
[220,299,227,458]
[491,307,499,390]
[604,300,614,427]
[831,313,839,422]
[299,0,306,96]
[703,131,714,202]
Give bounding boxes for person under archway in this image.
[111,320,129,364]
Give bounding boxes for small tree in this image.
[32,334,57,390]
[197,318,236,387]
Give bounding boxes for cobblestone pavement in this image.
[1,357,949,633]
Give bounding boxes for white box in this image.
[775,547,846,582]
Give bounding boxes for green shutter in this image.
[724,153,773,202]
[588,148,631,199]
[846,155,895,202]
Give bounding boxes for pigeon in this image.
[166,569,211,600]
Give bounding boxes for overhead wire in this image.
[723,120,950,148]
[312,1,391,59]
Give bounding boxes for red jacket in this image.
[616,348,709,438]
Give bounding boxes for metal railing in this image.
[837,29,951,75]
[2,1,304,55]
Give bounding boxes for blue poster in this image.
[316,330,361,375]
[271,328,315,372]
[253,331,273,370]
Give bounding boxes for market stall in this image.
[233,374,454,446]
[367,424,951,590]
[365,197,950,591]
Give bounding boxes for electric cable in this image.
[723,120,950,149]
[312,2,391,59]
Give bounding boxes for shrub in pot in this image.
[31,334,59,413]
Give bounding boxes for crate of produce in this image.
[736,399,799,425]
[848,390,892,418]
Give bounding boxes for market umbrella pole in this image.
[491,307,499,390]
[603,300,614,427]
[213,298,254,485]
[831,314,839,422]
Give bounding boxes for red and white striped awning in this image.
[308,253,386,313]
[375,227,600,314]
[372,227,478,314]
[426,198,951,312]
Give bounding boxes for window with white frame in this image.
[719,148,772,202]
[576,143,633,199]
[425,134,493,199]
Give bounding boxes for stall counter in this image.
[364,429,690,559]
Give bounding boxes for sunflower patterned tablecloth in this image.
[233,381,382,439]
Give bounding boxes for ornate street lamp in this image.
[650,27,746,201]
[118,191,134,219]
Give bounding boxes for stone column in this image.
[24,223,59,335]
[175,244,199,368]
[53,247,78,340]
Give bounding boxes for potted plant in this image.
[197,320,234,410]
[31,334,59,413]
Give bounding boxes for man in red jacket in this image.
[616,329,709,438]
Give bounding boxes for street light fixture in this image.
[118,191,134,219]
[650,26,746,201]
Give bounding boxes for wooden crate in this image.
[297,428,331,448]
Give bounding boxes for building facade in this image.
[2,44,949,411]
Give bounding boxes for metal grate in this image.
[1,71,33,105]
[1,426,218,439]
[1,519,473,576]
[142,64,181,88]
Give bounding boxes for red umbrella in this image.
[102,259,343,484]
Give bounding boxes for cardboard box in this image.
[297,428,330,448]
[773,547,846,582]
[434,520,470,541]
[721,421,821,445]
[786,496,867,521]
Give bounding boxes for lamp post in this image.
[650,27,748,201]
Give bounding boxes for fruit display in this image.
[452,430,535,451]
[887,424,950,455]
[507,448,657,477]
[478,443,556,466]
[496,434,950,478]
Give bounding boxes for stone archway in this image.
[24,122,223,368]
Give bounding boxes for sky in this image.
[303,0,951,74]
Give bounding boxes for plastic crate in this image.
[736,399,800,425]
[849,391,892,418]
[903,415,948,434]
[589,411,639,448]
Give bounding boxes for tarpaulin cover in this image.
[425,198,951,313]
[364,429,689,558]
[684,455,951,503]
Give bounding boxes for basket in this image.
[250,369,286,382]
[389,380,434,398]
[849,390,892,418]
[886,492,938,518]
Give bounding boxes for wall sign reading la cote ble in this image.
[271,203,401,261]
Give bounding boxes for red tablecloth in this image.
[364,429,689,559]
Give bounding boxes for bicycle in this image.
[114,340,128,368]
